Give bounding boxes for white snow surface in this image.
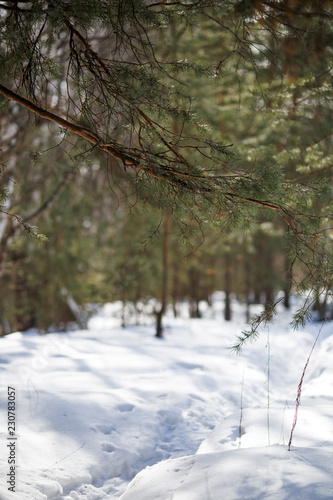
[0,298,332,499]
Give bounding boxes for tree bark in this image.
[156,211,170,338]
[224,253,231,321]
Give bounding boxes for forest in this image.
[0,2,333,499]
[0,0,332,339]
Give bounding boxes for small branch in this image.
[238,370,244,448]
[224,192,292,226]
[288,325,323,451]
[267,329,271,446]
[43,443,86,472]
[23,170,74,224]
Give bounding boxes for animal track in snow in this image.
[101,443,116,453]
[117,403,135,412]
[91,424,115,435]
[176,361,205,371]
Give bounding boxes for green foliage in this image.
[0,0,332,335]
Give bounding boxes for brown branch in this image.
[224,192,292,225]
[66,22,111,76]
[137,108,190,166]
[0,84,139,167]
[0,84,99,141]
[0,84,203,192]
[0,84,208,193]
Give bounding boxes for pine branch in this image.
[0,84,139,167]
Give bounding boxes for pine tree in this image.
[0,0,332,337]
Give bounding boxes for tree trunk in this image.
[121,299,126,328]
[156,211,170,338]
[264,286,274,312]
[283,251,292,309]
[189,267,202,318]
[171,261,180,318]
[283,268,292,309]
[156,309,163,338]
[224,253,231,321]
[244,252,252,322]
[264,246,274,313]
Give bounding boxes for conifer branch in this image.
[224,192,293,226]
[0,84,139,168]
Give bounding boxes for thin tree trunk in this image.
[265,286,274,312]
[264,248,274,313]
[172,262,179,318]
[224,253,231,321]
[189,267,202,318]
[244,255,251,323]
[284,263,292,309]
[156,211,170,338]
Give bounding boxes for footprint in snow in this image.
[101,443,116,453]
[117,403,135,412]
[176,361,205,371]
[91,424,115,435]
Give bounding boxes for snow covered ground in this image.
[0,297,332,499]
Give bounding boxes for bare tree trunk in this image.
[189,267,202,318]
[244,255,251,323]
[0,222,14,278]
[156,211,170,338]
[284,263,292,309]
[172,261,180,318]
[224,253,231,321]
[264,249,274,313]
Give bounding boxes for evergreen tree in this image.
[0,0,332,337]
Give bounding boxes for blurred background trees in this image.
[0,0,332,336]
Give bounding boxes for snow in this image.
[0,298,332,499]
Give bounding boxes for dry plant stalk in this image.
[288,326,323,451]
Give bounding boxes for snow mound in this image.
[120,445,333,500]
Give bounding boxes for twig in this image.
[288,324,323,451]
[43,443,86,472]
[279,400,289,445]
[267,329,271,446]
[238,370,244,448]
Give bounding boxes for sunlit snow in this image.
[0,297,332,499]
